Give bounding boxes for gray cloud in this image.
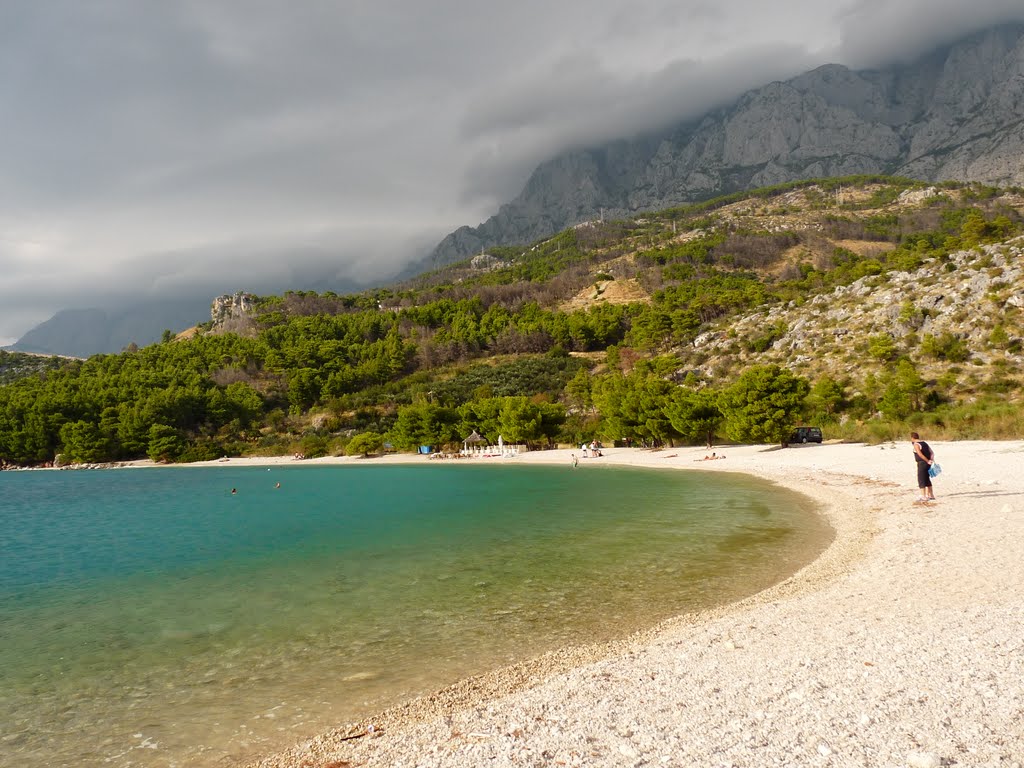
[457,44,820,203]
[0,0,1019,341]
[835,0,1024,68]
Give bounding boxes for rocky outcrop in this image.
[470,253,510,271]
[429,24,1024,269]
[693,237,1024,385]
[210,292,256,325]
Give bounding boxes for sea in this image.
[0,463,831,767]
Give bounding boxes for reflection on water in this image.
[0,465,831,767]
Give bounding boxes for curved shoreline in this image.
[236,440,1024,767]
[238,461,848,766]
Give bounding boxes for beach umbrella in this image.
[498,435,503,453]
[463,430,485,451]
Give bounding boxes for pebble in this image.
[907,751,941,768]
[618,743,639,758]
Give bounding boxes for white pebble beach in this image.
[214,440,1024,768]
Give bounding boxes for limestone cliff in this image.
[210,292,256,325]
[429,24,1024,268]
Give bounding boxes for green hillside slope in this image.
[2,176,1023,467]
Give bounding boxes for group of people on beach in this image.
[570,440,604,467]
[696,452,726,461]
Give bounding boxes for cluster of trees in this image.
[379,363,815,454]
[0,334,821,463]
[581,364,810,447]
[385,396,567,452]
[0,336,267,465]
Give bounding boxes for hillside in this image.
[653,184,1024,395]
[417,177,1024,398]
[0,350,71,386]
[427,24,1024,269]
[2,176,1023,467]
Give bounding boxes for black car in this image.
[790,426,823,443]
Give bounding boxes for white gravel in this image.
[246,441,1024,768]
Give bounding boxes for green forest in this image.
[2,176,1023,467]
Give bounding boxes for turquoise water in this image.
[0,464,829,767]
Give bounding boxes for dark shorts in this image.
[917,461,932,488]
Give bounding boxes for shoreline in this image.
[11,441,1021,764]
[238,440,1024,767]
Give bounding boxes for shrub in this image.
[988,324,1010,348]
[920,332,970,362]
[868,334,899,361]
[346,431,384,457]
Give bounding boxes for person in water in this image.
[231,488,237,495]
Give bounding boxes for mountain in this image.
[7,299,212,357]
[428,24,1024,268]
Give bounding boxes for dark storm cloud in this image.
[0,0,1020,342]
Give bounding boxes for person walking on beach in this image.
[911,432,936,502]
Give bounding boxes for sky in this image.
[2,0,1023,344]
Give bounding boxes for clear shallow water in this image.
[0,463,830,767]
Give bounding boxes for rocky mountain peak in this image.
[427,24,1024,271]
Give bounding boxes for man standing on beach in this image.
[911,432,936,502]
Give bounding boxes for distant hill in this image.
[426,24,1024,270]
[8,299,212,357]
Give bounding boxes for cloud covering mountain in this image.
[2,0,1024,345]
[428,23,1024,267]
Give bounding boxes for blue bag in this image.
[928,463,942,478]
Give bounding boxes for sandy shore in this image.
[202,440,1024,767]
